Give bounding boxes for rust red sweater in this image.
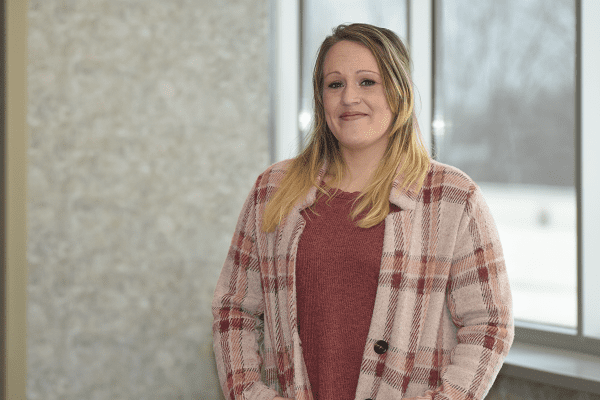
[296,187,385,400]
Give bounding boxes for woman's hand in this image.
[273,397,293,400]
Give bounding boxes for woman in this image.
[212,23,513,400]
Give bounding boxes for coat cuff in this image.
[244,381,280,400]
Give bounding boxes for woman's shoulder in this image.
[253,158,294,191]
[426,159,478,192]
[265,158,294,175]
[417,160,484,208]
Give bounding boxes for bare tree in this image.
[435,0,575,186]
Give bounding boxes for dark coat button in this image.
[374,340,388,354]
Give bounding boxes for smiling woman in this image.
[263,23,427,232]
[213,23,514,400]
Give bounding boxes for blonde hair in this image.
[263,23,430,232]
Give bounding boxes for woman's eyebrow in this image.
[324,69,381,78]
[357,69,380,75]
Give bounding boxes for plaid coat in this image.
[212,159,514,400]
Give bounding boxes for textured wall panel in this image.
[27,1,269,398]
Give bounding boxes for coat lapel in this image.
[272,163,327,400]
[355,171,430,399]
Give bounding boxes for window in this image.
[433,0,600,352]
[275,0,600,354]
[433,0,577,329]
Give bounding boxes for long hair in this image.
[263,23,430,232]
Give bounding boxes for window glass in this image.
[301,0,408,139]
[434,0,577,328]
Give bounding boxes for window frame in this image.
[270,0,301,163]
[429,0,600,357]
[580,0,600,342]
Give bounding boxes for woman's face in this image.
[322,40,393,156]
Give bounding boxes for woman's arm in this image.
[423,185,514,400]
[212,177,280,400]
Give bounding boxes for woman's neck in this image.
[326,146,385,192]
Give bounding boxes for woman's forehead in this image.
[323,41,379,74]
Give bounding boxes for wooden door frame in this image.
[2,0,28,398]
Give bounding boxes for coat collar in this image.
[291,161,422,213]
[388,173,421,211]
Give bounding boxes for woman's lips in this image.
[340,112,367,121]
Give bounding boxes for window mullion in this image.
[408,0,433,154]
[581,0,600,339]
[272,0,301,163]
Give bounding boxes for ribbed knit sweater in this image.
[296,187,386,400]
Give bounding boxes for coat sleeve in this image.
[212,176,279,400]
[425,185,514,400]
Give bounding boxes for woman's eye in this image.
[361,79,376,86]
[327,81,343,89]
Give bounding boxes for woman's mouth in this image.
[340,112,367,121]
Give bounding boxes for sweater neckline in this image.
[320,181,362,199]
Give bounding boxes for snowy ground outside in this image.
[479,183,577,329]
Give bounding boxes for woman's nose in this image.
[341,84,360,104]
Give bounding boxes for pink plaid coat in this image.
[212,159,513,400]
